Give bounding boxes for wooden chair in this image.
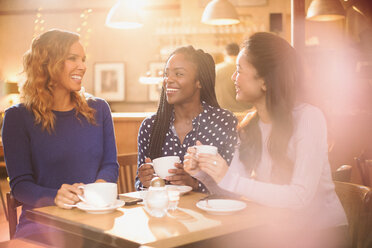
[334,181,372,248]
[0,161,8,220]
[6,192,23,239]
[117,153,138,194]
[355,151,372,187]
[333,164,352,182]
[355,158,372,187]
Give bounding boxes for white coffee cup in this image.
[195,145,218,156]
[78,182,117,208]
[152,156,180,179]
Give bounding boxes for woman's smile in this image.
[166,86,179,95]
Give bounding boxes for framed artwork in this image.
[148,62,165,102]
[94,62,125,101]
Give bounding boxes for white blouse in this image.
[197,104,347,229]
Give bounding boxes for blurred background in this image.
[0,0,371,242]
[0,0,371,174]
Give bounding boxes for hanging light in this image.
[201,0,240,25]
[105,0,143,29]
[352,0,372,20]
[306,0,345,21]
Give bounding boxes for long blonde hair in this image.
[22,29,96,133]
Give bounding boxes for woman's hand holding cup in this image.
[167,162,199,190]
[197,152,229,183]
[183,144,200,176]
[185,140,229,183]
[184,140,220,176]
[138,157,155,188]
[55,183,84,209]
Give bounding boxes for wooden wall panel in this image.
[112,114,148,154]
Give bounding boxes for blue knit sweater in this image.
[2,97,118,237]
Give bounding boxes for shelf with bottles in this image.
[154,16,266,36]
[158,35,243,52]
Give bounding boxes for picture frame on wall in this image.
[148,62,165,102]
[94,62,125,101]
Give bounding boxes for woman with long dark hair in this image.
[184,33,347,247]
[136,46,238,191]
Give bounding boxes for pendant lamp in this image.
[106,0,143,29]
[306,0,345,21]
[352,0,372,20]
[201,0,240,25]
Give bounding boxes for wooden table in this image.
[26,192,270,248]
[0,238,50,248]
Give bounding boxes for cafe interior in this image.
[0,0,371,247]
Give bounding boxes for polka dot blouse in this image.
[135,101,238,193]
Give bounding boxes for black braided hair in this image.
[148,46,220,160]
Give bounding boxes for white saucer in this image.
[76,200,125,214]
[122,191,147,200]
[165,185,192,195]
[196,199,247,215]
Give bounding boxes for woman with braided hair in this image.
[136,46,238,192]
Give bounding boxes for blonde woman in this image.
[2,29,118,240]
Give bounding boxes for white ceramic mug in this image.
[195,145,218,156]
[78,182,117,208]
[152,156,180,179]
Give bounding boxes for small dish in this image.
[196,199,247,215]
[76,200,124,214]
[165,185,192,195]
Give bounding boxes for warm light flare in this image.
[7,75,18,82]
[139,77,163,85]
[352,6,364,16]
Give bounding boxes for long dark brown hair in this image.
[239,32,303,184]
[149,46,220,160]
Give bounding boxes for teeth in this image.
[166,88,179,93]
[71,75,82,80]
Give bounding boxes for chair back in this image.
[333,164,352,182]
[355,152,371,187]
[334,181,372,248]
[0,178,8,221]
[6,192,23,239]
[117,153,138,194]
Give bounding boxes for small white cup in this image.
[152,156,180,179]
[78,183,117,208]
[195,145,218,156]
